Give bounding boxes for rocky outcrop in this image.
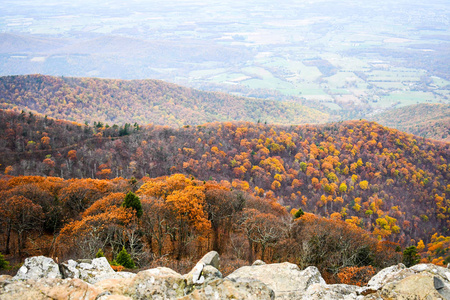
[13,256,62,281]
[227,262,326,299]
[2,253,450,299]
[1,278,102,300]
[365,263,450,299]
[60,257,135,284]
[179,278,275,300]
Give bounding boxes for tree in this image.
[123,191,143,218]
[95,248,105,258]
[0,195,44,255]
[0,253,9,270]
[204,184,244,252]
[294,208,304,219]
[403,246,420,267]
[115,247,135,268]
[241,209,285,262]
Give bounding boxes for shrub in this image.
[0,253,9,270]
[95,248,105,258]
[115,247,135,269]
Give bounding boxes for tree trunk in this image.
[212,225,220,252]
[261,244,266,262]
[247,238,254,263]
[5,222,11,254]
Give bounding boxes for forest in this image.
[0,74,328,126]
[0,108,449,283]
[370,103,450,142]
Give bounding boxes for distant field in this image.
[0,0,448,118]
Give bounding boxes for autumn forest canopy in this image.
[0,74,328,127]
[0,73,449,286]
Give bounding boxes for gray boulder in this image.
[364,263,450,299]
[184,251,223,290]
[367,273,444,299]
[60,257,135,284]
[13,256,62,281]
[252,260,266,266]
[410,263,450,283]
[98,267,187,299]
[305,283,368,300]
[179,278,275,300]
[197,251,220,269]
[227,262,326,299]
[366,263,408,290]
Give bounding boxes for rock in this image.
[410,263,450,283]
[95,278,133,296]
[13,256,62,281]
[184,263,223,286]
[202,265,223,281]
[305,283,368,300]
[184,252,223,290]
[100,267,187,299]
[60,257,135,284]
[0,278,102,300]
[434,276,450,299]
[188,262,206,285]
[252,260,266,266]
[197,251,220,269]
[366,263,408,290]
[227,262,326,299]
[179,278,275,300]
[0,275,12,282]
[96,297,128,300]
[374,273,444,299]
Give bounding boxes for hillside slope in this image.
[370,104,450,142]
[0,74,329,126]
[1,109,448,246]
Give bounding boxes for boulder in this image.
[184,262,223,287]
[0,278,102,300]
[184,251,223,290]
[197,251,220,269]
[410,263,450,283]
[179,278,275,300]
[99,267,187,299]
[371,273,444,299]
[366,263,408,290]
[13,256,62,281]
[60,257,135,284]
[252,260,266,266]
[305,283,368,300]
[227,262,326,299]
[363,263,450,299]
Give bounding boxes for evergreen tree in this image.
[403,246,420,267]
[115,247,135,268]
[95,248,105,258]
[122,191,143,218]
[294,208,304,219]
[0,253,9,270]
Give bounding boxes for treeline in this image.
[0,109,449,248]
[0,174,403,284]
[0,74,328,126]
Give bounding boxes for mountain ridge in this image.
[0,74,329,126]
[370,103,450,142]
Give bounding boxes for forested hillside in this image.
[1,109,449,250]
[0,74,328,126]
[370,103,450,142]
[0,174,405,284]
